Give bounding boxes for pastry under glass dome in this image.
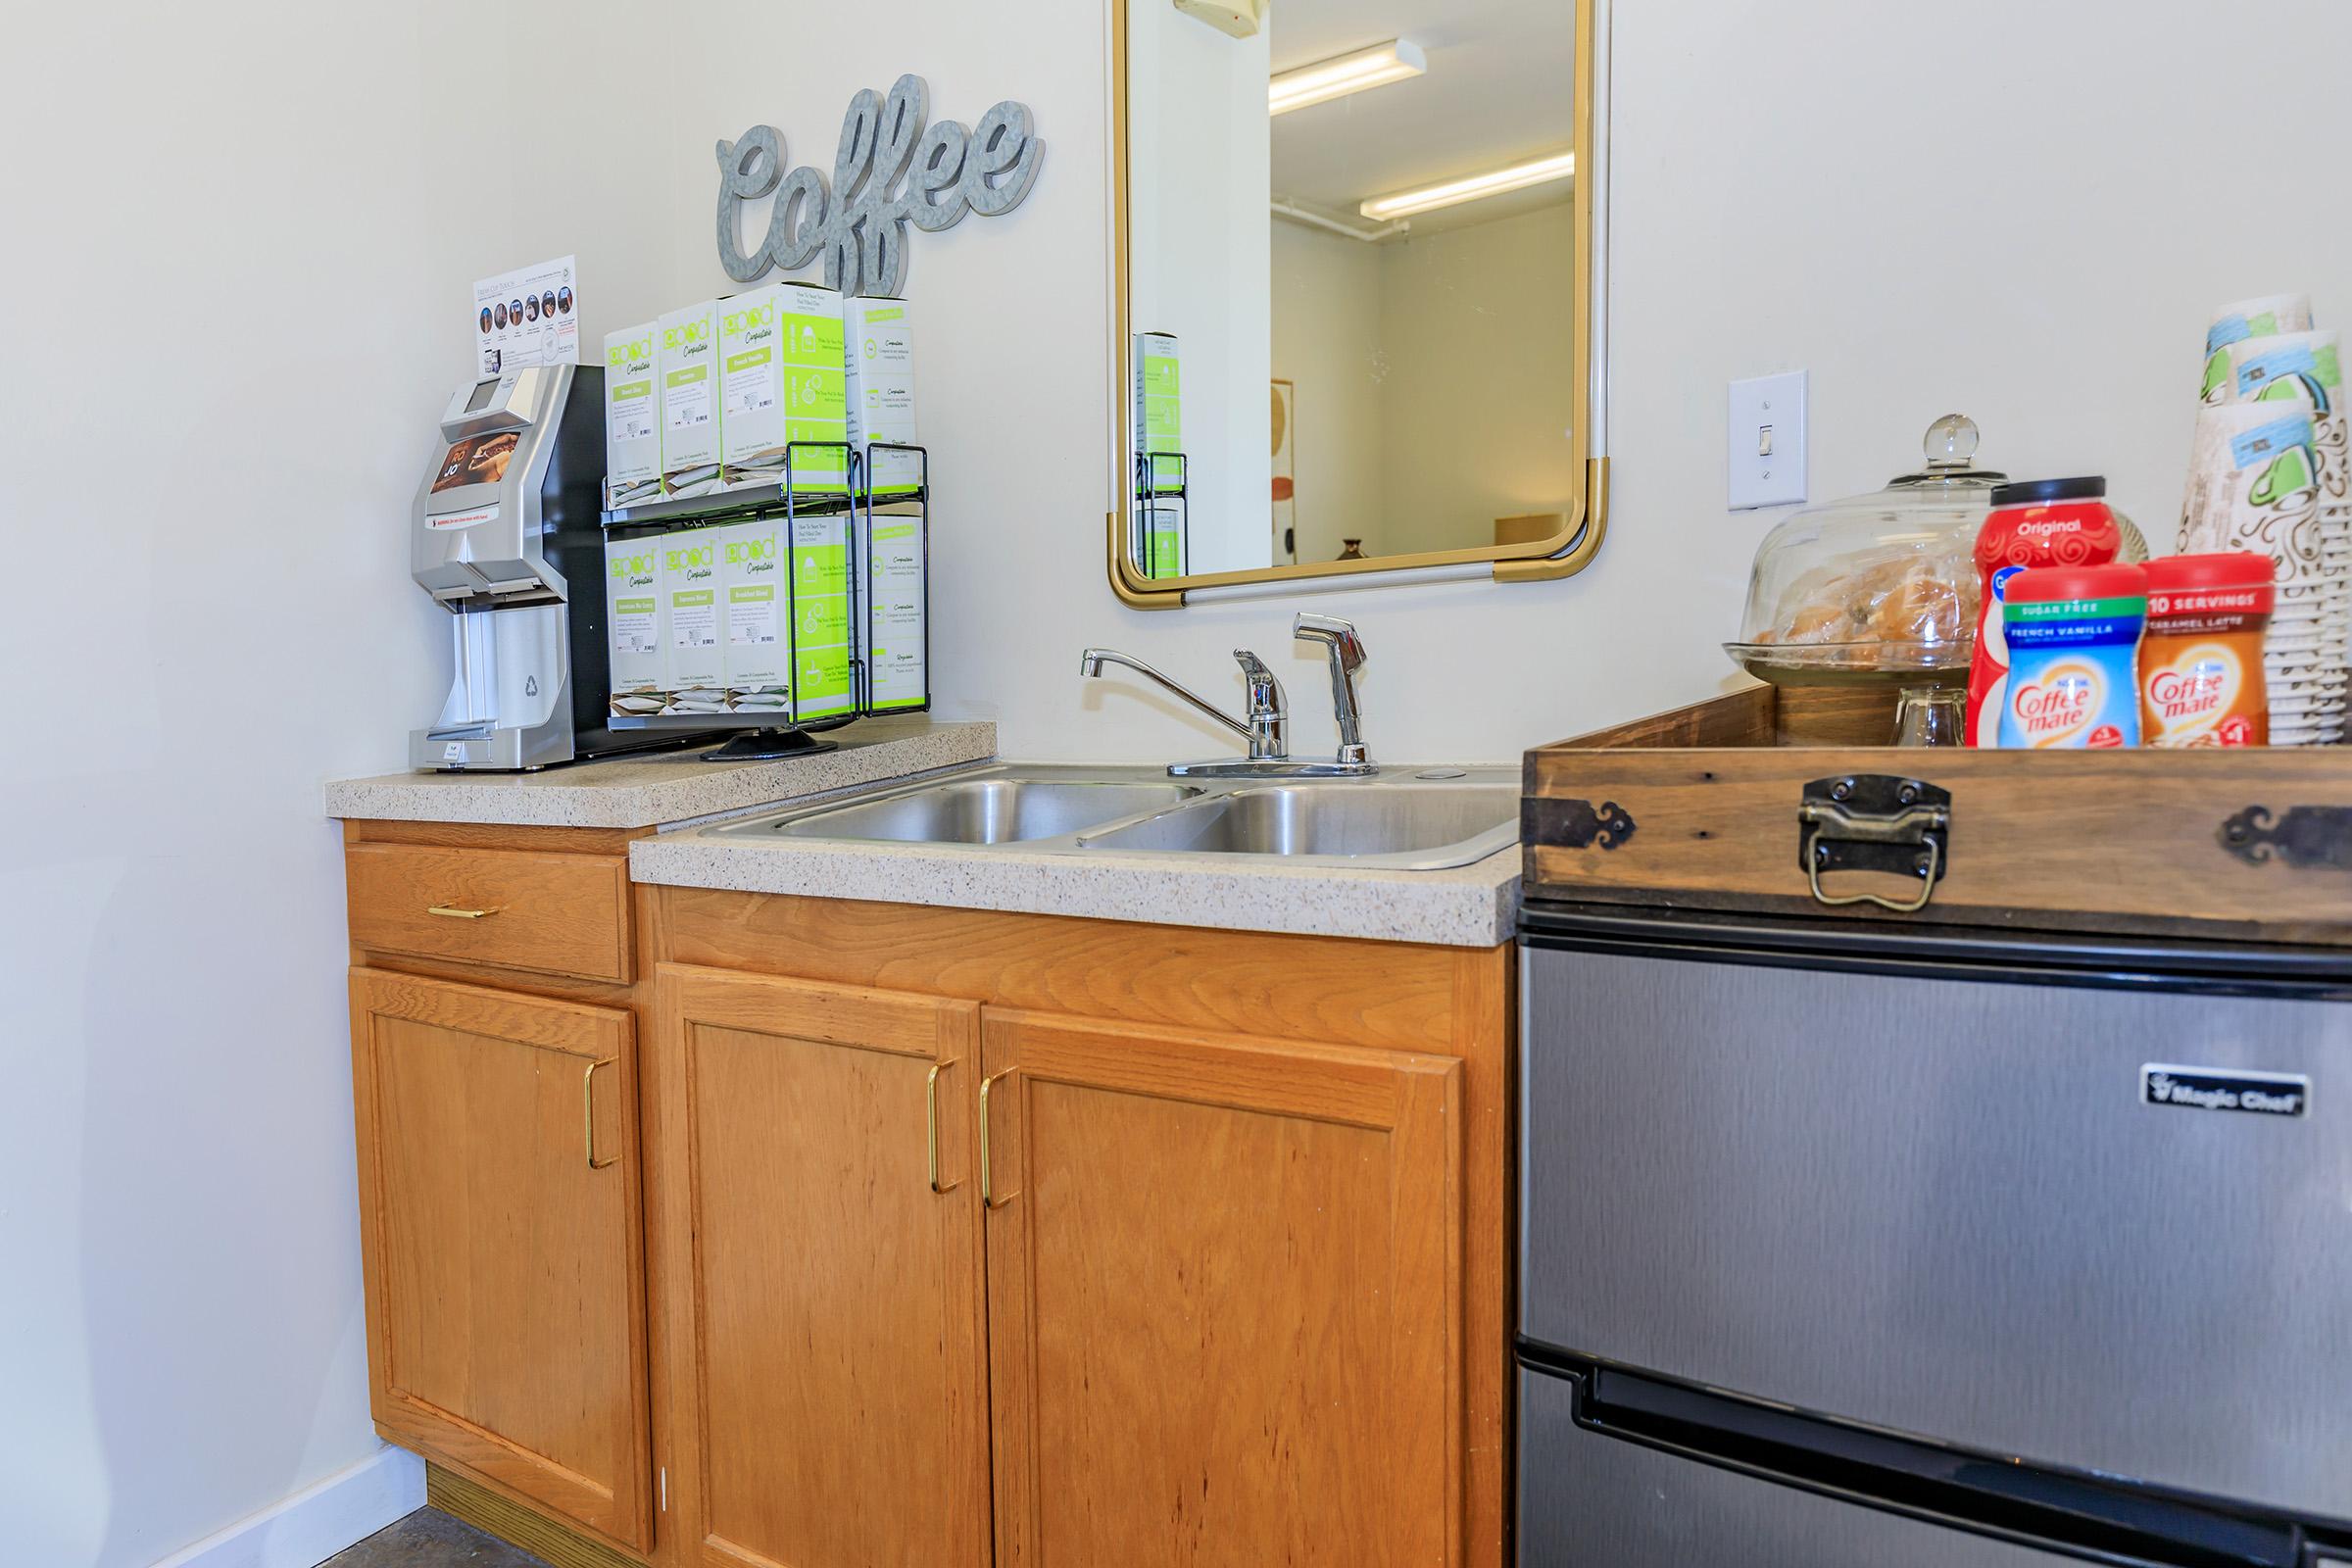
[1724,415,2009,686]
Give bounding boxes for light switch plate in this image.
[1728,370,1807,510]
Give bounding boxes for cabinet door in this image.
[653,963,991,1568]
[347,968,653,1551]
[981,1009,1464,1568]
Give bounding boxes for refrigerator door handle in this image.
[1562,1359,2310,1568]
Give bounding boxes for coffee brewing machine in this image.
[409,364,713,769]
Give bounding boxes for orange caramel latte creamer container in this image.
[2138,552,2273,747]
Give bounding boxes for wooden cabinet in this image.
[650,965,992,1568]
[340,822,1510,1568]
[347,967,654,1552]
[979,1009,1462,1568]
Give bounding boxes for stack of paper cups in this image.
[2202,293,2316,404]
[2180,398,2346,742]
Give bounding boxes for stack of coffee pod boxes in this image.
[601,283,927,728]
[2182,293,2348,744]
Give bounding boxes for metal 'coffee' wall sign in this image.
[715,74,1042,299]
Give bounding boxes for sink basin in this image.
[721,776,1204,846]
[1076,784,1518,870]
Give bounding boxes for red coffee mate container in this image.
[1964,476,2130,746]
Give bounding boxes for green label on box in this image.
[779,313,845,368]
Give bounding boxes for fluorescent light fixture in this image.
[1269,39,1426,116]
[1358,151,1576,221]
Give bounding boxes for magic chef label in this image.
[2142,1063,2310,1118]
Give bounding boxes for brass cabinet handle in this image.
[585,1057,619,1171]
[426,905,501,920]
[926,1062,961,1195]
[979,1069,1019,1209]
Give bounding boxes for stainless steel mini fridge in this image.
[1516,904,2352,1567]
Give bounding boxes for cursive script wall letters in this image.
[714,74,1043,297]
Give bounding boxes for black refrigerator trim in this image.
[1517,902,2352,1002]
[1518,1341,2349,1568]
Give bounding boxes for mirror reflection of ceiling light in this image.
[1357,151,1576,220]
[1269,39,1427,116]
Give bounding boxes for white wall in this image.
[10,3,2352,1562]
[1375,203,1580,556]
[1270,220,1385,560]
[908,0,2352,766]
[0,5,665,1564]
[1127,0,1271,571]
[1271,205,1581,562]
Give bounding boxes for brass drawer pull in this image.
[926,1062,961,1195]
[979,1068,1019,1209]
[585,1057,619,1171]
[426,905,502,920]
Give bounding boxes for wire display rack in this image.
[1132,449,1189,580]
[601,441,931,760]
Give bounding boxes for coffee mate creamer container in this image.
[1997,564,2148,749]
[1964,477,2128,746]
[2138,552,2273,748]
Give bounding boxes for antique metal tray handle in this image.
[1798,776,1952,915]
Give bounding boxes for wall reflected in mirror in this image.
[1128,0,1579,579]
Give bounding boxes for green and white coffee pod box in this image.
[773,283,848,497]
[603,323,662,509]
[845,297,920,496]
[658,302,721,498]
[1134,330,1182,497]
[789,515,855,718]
[717,517,789,700]
[662,528,723,692]
[864,511,927,710]
[1133,331,1183,576]
[717,286,788,490]
[604,536,666,698]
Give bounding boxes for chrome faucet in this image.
[1078,647,1289,761]
[1079,613,1377,778]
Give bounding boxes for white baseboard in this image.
[151,1446,425,1568]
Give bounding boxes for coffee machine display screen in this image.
[463,377,500,414]
[430,431,521,494]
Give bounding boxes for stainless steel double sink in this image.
[711,762,1520,871]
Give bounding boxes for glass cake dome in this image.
[1725,415,2010,683]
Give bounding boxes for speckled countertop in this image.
[629,763,1522,949]
[323,716,995,829]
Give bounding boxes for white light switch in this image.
[1729,371,1807,511]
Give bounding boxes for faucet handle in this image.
[1293,612,1366,673]
[1232,649,1283,713]
[1231,649,1288,760]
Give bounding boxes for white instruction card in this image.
[474,255,579,375]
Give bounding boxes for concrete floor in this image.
[321,1508,551,1567]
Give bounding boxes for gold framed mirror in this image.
[1108,0,1607,607]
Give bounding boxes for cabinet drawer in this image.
[347,843,630,982]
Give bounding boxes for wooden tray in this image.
[1523,684,2352,947]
